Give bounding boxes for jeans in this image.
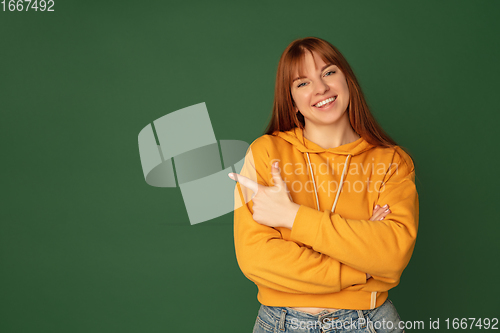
[252,298,404,333]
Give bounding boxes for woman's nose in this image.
[314,79,330,95]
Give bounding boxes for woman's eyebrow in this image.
[292,63,336,82]
[292,76,306,82]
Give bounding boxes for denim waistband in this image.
[262,304,376,321]
[258,299,391,332]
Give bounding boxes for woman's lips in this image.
[313,97,336,110]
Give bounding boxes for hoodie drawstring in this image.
[305,153,320,211]
[305,153,352,214]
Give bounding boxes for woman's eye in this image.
[297,82,306,88]
[324,70,336,77]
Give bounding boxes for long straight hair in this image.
[264,37,415,171]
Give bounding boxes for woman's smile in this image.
[313,95,337,110]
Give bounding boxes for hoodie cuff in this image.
[340,264,368,288]
[290,205,325,247]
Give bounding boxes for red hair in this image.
[264,36,415,171]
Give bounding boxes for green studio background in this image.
[1,1,499,332]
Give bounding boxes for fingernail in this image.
[383,204,388,208]
[385,209,390,213]
[375,205,380,209]
[274,161,278,168]
[379,216,385,220]
[228,173,234,180]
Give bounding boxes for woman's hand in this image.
[369,204,391,221]
[228,161,300,229]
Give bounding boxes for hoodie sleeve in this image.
[233,138,367,294]
[290,147,419,285]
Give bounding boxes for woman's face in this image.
[290,51,350,128]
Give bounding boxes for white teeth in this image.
[315,96,336,107]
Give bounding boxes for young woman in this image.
[229,37,418,333]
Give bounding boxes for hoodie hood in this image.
[274,127,375,156]
[273,127,376,214]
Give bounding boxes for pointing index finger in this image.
[228,173,259,194]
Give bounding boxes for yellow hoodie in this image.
[233,127,419,310]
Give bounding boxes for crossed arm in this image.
[231,150,417,293]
